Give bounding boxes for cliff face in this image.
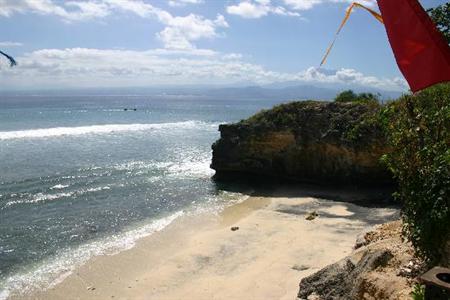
[211,101,392,185]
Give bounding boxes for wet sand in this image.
[17,186,398,300]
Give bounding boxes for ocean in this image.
[0,94,285,298]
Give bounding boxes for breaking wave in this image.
[0,121,217,140]
[0,211,184,300]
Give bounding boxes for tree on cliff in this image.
[428,3,450,44]
[334,90,379,105]
[334,90,358,103]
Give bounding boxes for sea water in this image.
[0,94,285,298]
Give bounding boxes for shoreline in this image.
[11,186,399,300]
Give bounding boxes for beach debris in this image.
[306,293,321,300]
[86,286,96,291]
[305,211,318,221]
[397,267,412,277]
[231,226,239,231]
[397,259,424,278]
[292,264,310,271]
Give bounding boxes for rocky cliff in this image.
[211,101,392,185]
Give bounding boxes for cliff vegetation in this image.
[382,83,450,266]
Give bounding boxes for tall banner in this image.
[377,0,450,92]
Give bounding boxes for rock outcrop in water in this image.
[211,101,392,185]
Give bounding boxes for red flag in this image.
[377,0,450,92]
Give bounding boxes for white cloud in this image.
[227,1,270,19]
[299,67,404,90]
[157,14,228,50]
[283,0,323,10]
[283,0,376,10]
[0,0,111,21]
[65,1,111,19]
[0,47,407,91]
[103,0,229,50]
[225,0,376,19]
[0,41,23,47]
[102,0,170,20]
[226,0,300,19]
[0,0,228,51]
[222,53,243,60]
[168,0,203,7]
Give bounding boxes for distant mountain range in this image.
[204,85,337,100]
[1,83,404,101]
[204,84,403,101]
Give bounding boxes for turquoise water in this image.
[0,95,284,297]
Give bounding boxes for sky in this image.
[0,0,447,91]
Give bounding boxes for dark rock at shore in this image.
[211,101,393,186]
[298,221,421,300]
[298,249,393,300]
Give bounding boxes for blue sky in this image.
[0,0,447,91]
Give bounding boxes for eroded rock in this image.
[298,221,421,300]
[298,250,393,300]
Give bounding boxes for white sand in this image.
[15,187,398,300]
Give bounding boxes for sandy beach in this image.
[16,186,398,300]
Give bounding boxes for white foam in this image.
[112,161,172,172]
[32,192,74,203]
[85,186,110,192]
[188,191,251,216]
[167,160,215,178]
[5,186,111,207]
[0,289,9,300]
[5,192,74,207]
[110,154,214,179]
[101,109,125,112]
[1,211,184,299]
[0,121,216,140]
[50,184,69,190]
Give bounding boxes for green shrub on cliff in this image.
[335,90,358,103]
[381,83,450,264]
[240,100,384,149]
[334,90,380,105]
[241,100,320,129]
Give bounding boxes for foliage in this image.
[239,100,384,150]
[334,89,380,105]
[427,3,450,44]
[241,100,319,129]
[381,83,450,264]
[334,90,358,103]
[411,283,425,300]
[344,102,382,142]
